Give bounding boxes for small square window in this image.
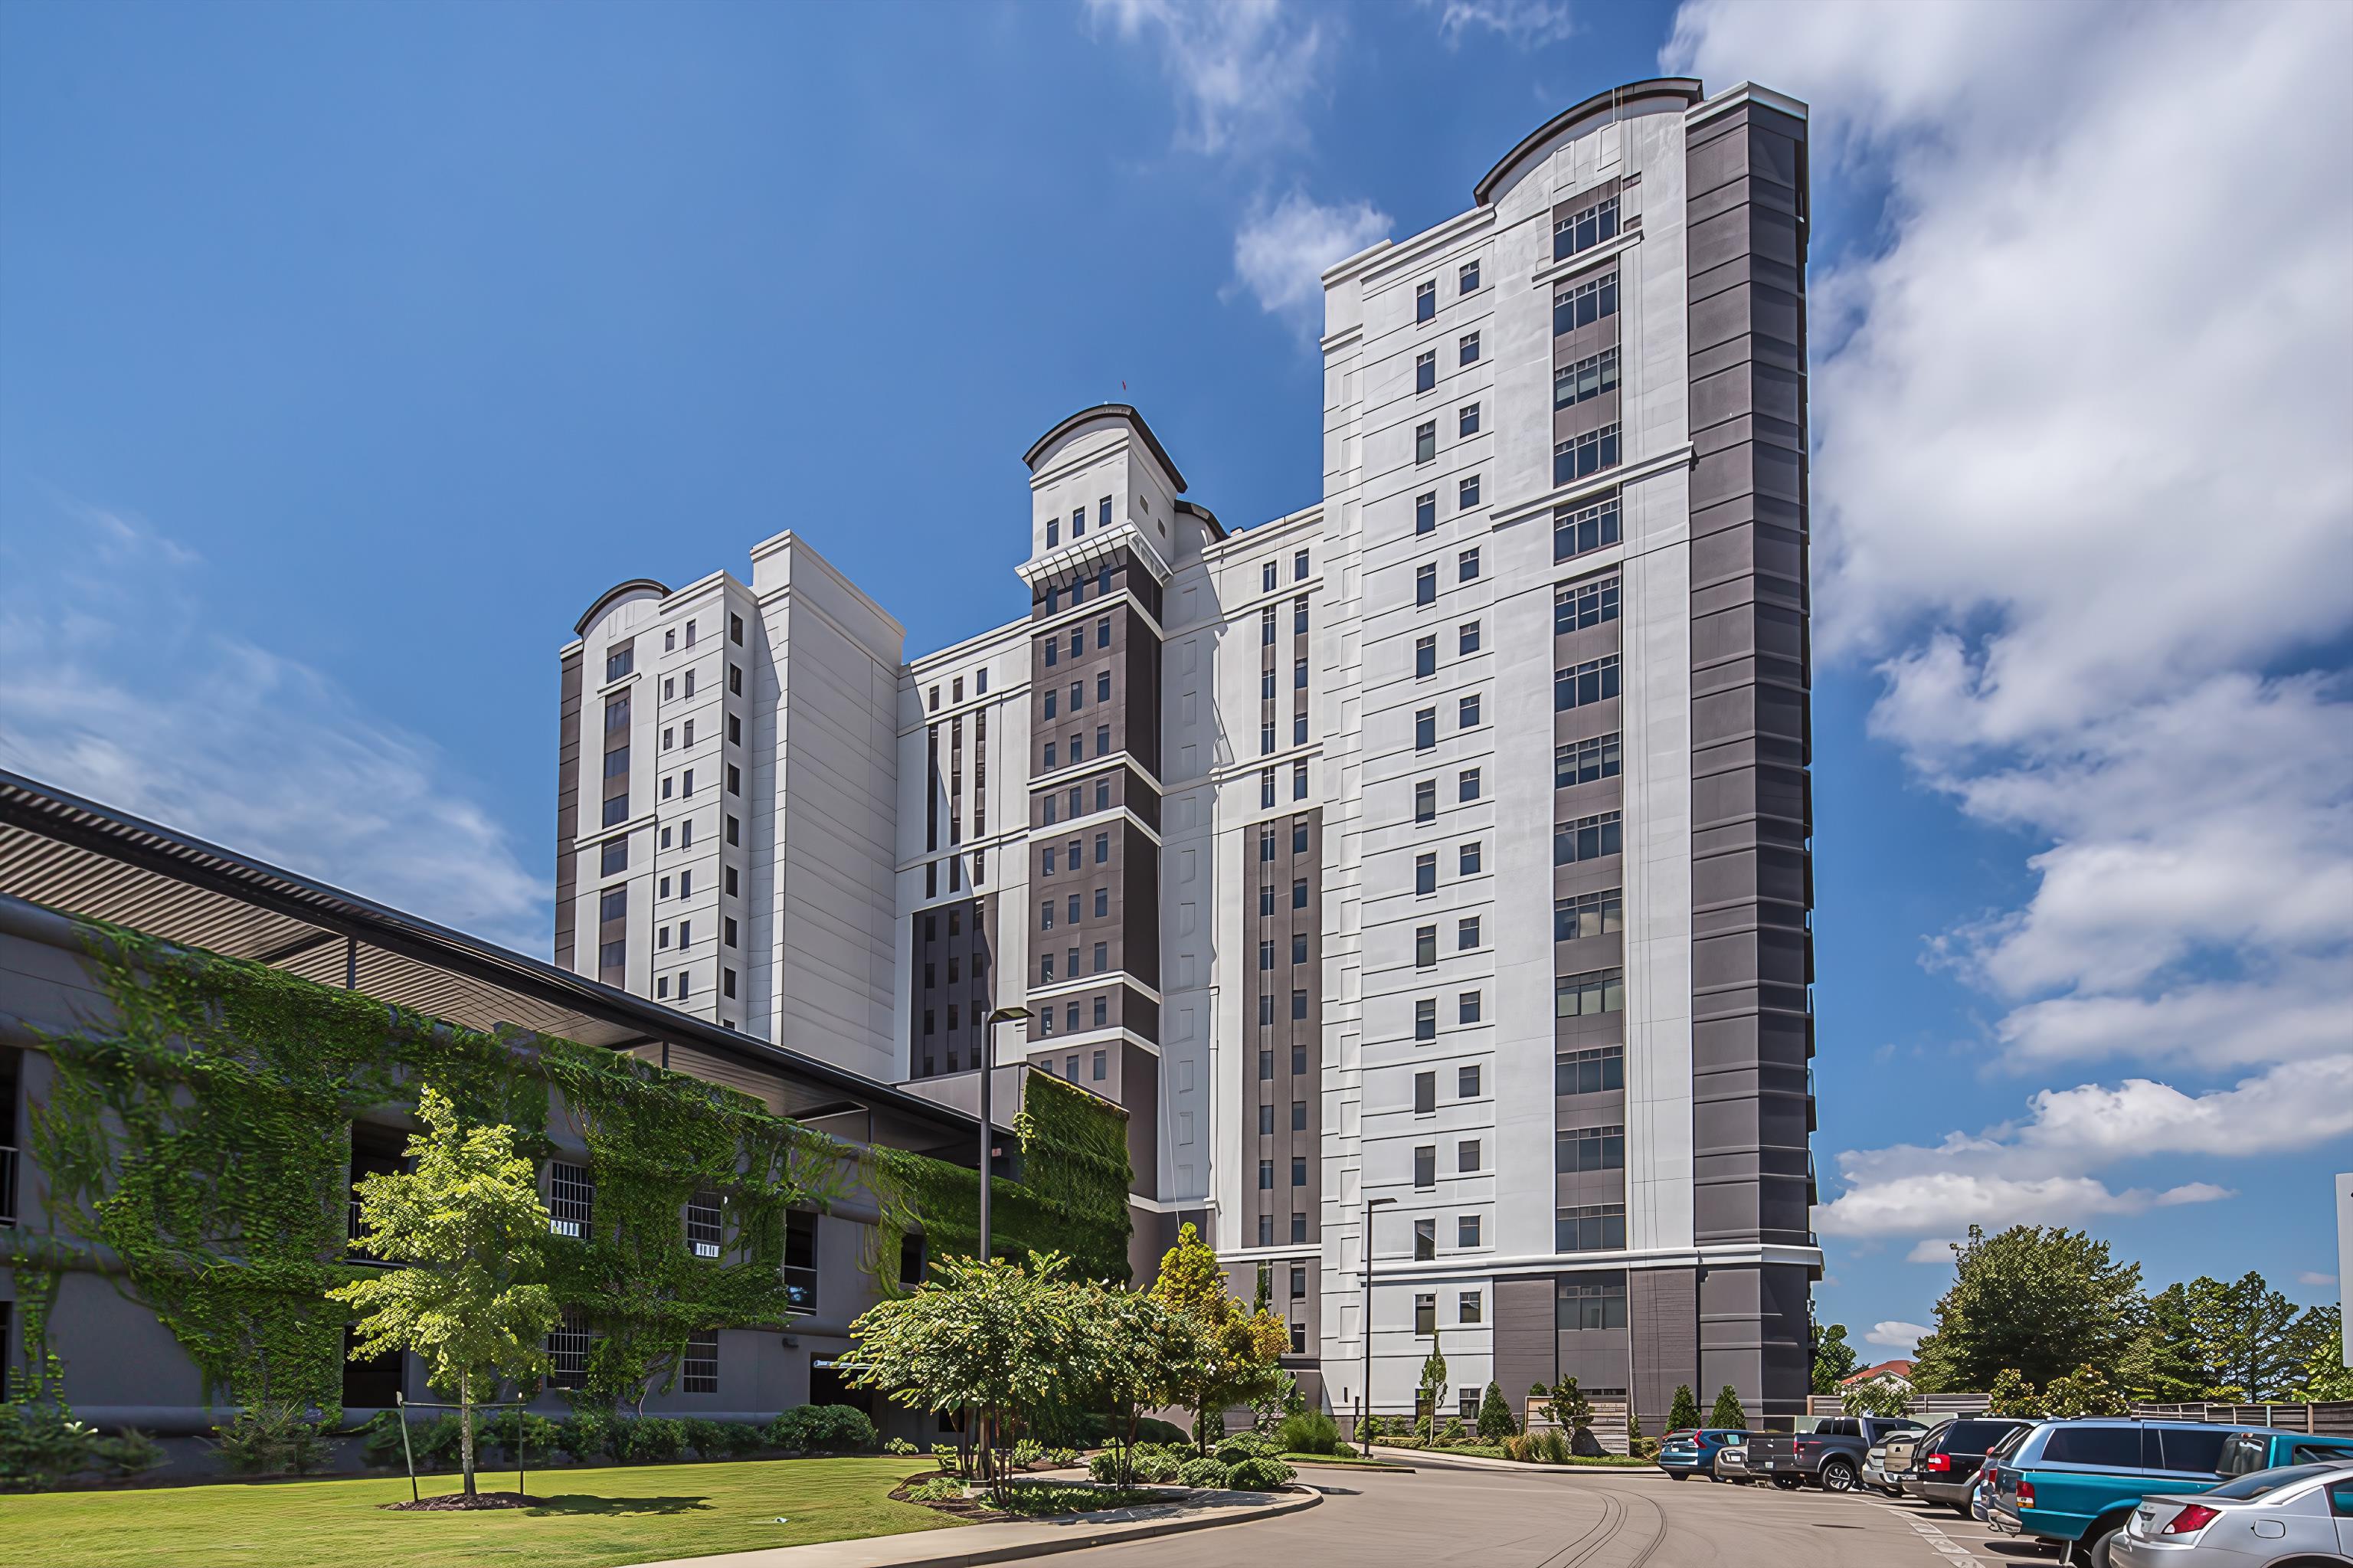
[1415,280,1436,322]
[1459,260,1480,293]
[1458,473,1481,508]
[1459,991,1481,1024]
[1458,692,1481,728]
[1459,1214,1481,1249]
[1415,563,1437,607]
[1459,1064,1481,1097]
[1459,621,1481,655]
[1458,548,1480,581]
[1415,492,1436,535]
[1458,404,1480,437]
[1458,1138,1480,1172]
[1458,330,1480,365]
[1415,421,1436,465]
[1458,916,1480,950]
[1415,351,1436,394]
[1414,780,1436,823]
[1459,1289,1482,1324]
[1459,768,1481,802]
[1460,841,1482,875]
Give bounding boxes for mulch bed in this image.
[885,1476,1180,1523]
[381,1491,547,1511]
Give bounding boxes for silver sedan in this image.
[2111,1461,2353,1566]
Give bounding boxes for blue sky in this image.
[3,0,2347,1355]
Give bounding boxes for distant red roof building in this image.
[1841,1359,1916,1387]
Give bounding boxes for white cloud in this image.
[1667,0,2353,1249]
[1867,1321,1930,1353]
[1423,0,1577,49]
[2297,1272,2338,1288]
[1905,1239,1959,1265]
[1083,0,1334,157]
[1230,189,1392,322]
[0,502,547,954]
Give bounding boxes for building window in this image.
[1458,473,1481,509]
[1458,1138,1480,1172]
[1458,330,1480,365]
[1556,890,1625,941]
[1415,636,1437,679]
[728,664,742,696]
[1555,577,1621,633]
[1293,760,1308,800]
[1289,1265,1307,1300]
[1458,915,1481,949]
[1258,1215,1274,1246]
[686,1191,724,1259]
[1415,1293,1437,1335]
[1458,403,1480,438]
[1415,492,1435,534]
[1291,988,1307,1020]
[1558,1277,1629,1330]
[1458,991,1481,1024]
[784,1210,818,1313]
[1554,656,1622,711]
[1259,1160,1274,1190]
[1556,1123,1626,1174]
[1415,855,1437,897]
[1458,692,1481,728]
[605,640,634,683]
[1415,998,1436,1042]
[601,837,627,876]
[1553,191,1619,260]
[1556,732,1624,787]
[1072,505,1085,538]
[1415,422,1435,464]
[1459,258,1480,293]
[1415,925,1437,967]
[547,1309,595,1390]
[1553,425,1623,486]
[1458,548,1480,581]
[548,1161,594,1239]
[1552,271,1618,336]
[1415,564,1437,607]
[1413,1216,1436,1258]
[1415,709,1436,750]
[1293,877,1309,910]
[1289,1321,1307,1354]
[1556,1045,1626,1095]
[600,886,629,925]
[1099,496,1112,529]
[1556,968,1626,1017]
[1415,779,1436,823]
[1292,1099,1307,1131]
[1556,1204,1628,1253]
[1291,933,1308,966]
[1553,349,1620,411]
[1415,280,1435,322]
[1458,768,1481,802]
[1415,350,1436,393]
[1458,1214,1481,1249]
[1414,1069,1436,1114]
[1459,1064,1481,1097]
[1291,1157,1307,1187]
[1459,1290,1482,1324]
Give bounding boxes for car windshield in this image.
[2206,1462,2342,1500]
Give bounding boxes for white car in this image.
[1713,1440,1756,1485]
[2112,1461,2353,1567]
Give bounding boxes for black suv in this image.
[1903,1416,2034,1514]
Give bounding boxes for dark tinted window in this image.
[2208,1462,2337,1500]
[2217,1432,2273,1477]
[2041,1426,2146,1468]
[1984,1425,2032,1463]
[1943,1421,2024,1455]
[2156,1426,2230,1475]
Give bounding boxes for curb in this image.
[1286,1455,1415,1473]
[1369,1445,1666,1478]
[621,1485,1320,1568]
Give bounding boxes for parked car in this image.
[1975,1423,2035,1524]
[1658,1428,1746,1481]
[1750,1415,1927,1492]
[1907,1416,2036,1515]
[2112,1460,2353,1567]
[1714,1437,1757,1485]
[1870,1419,1946,1498]
[1989,1420,2353,1566]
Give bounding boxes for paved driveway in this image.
[1082,1457,2071,1568]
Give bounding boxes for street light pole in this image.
[1361,1195,1396,1437]
[977,1007,1031,1264]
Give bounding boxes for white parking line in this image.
[1876,1502,1994,1567]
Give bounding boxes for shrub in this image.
[883,1436,921,1456]
[684,1419,730,1458]
[906,1475,966,1502]
[769,1404,875,1452]
[1133,1416,1189,1446]
[1438,1417,1466,1445]
[1357,1413,1383,1444]
[1046,1446,1078,1468]
[1707,1384,1747,1429]
[1477,1382,1517,1442]
[617,1417,688,1462]
[1215,1431,1281,1465]
[91,1427,169,1481]
[205,1404,332,1476]
[1177,1456,1230,1488]
[1010,1437,1043,1468]
[932,1442,967,1478]
[557,1411,614,1464]
[356,1409,413,1471]
[0,1405,97,1491]
[1129,1445,1183,1484]
[1667,1385,1702,1432]
[1278,1409,1340,1455]
[1223,1456,1295,1491]
[1087,1449,1122,1484]
[481,1409,558,1464]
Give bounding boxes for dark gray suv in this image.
[1904,1416,2034,1514]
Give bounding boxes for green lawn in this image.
[0,1458,962,1568]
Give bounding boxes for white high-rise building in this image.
[555,77,1821,1426]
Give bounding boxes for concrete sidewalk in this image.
[619,1484,1320,1568]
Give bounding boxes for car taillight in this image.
[1796,1439,1819,1452]
[2015,1479,2035,1507]
[1925,1453,1950,1472]
[2163,1504,2218,1536]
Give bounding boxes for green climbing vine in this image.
[9,911,1132,1419]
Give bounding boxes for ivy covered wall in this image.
[0,913,1131,1418]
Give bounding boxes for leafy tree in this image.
[1843,1377,1913,1418]
[850,1251,1096,1495]
[1667,1383,1701,1431]
[1146,1223,1287,1452]
[2122,1282,2215,1401]
[2183,1272,2307,1401]
[1811,1321,1859,1394]
[1476,1381,1516,1441]
[2044,1363,2126,1418]
[1708,1384,1747,1429]
[1415,1336,1448,1438]
[1075,1285,1208,1489]
[1910,1225,2144,1392]
[1543,1376,1593,1432]
[2289,1306,2351,1399]
[1985,1368,2046,1418]
[327,1087,561,1501]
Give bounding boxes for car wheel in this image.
[1668,1471,1688,1481]
[1876,1483,1904,1498]
[1819,1460,1857,1493]
[1772,1475,1805,1491]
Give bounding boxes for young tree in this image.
[327,1087,561,1502]
[1543,1376,1593,1433]
[1707,1384,1747,1429]
[1985,1368,2046,1419]
[1415,1336,1448,1439]
[1667,1383,1702,1432]
[1145,1223,1286,1452]
[1476,1380,1516,1441]
[1811,1321,1860,1393]
[1077,1285,1207,1489]
[850,1251,1095,1495]
[1910,1225,2144,1392]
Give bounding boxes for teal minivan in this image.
[1988,1419,2353,1566]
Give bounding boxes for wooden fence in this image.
[1805,1394,2353,1435]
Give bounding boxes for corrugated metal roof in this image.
[0,768,990,1144]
